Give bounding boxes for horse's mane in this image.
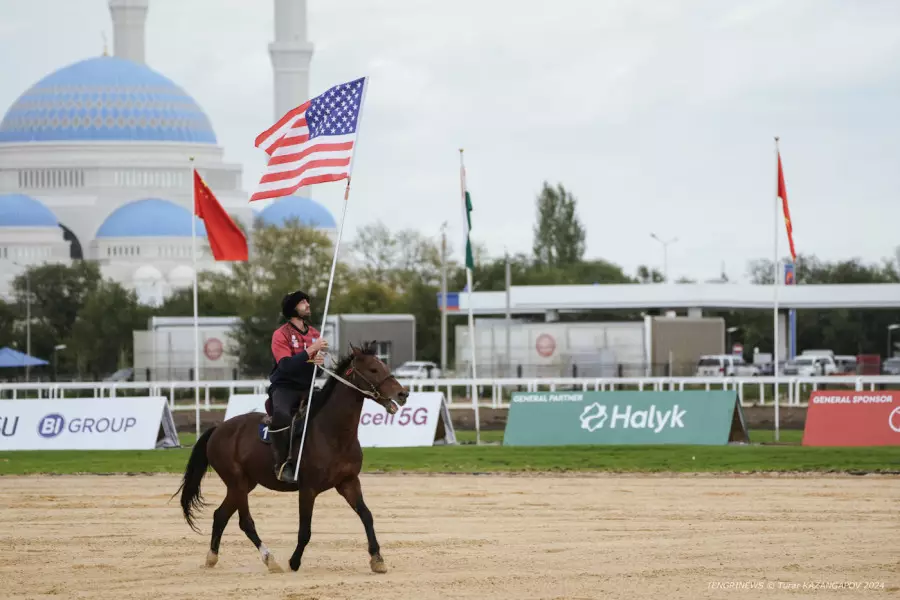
[309,341,379,420]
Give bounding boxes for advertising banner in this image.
[803,391,900,446]
[503,390,749,446]
[224,391,457,446]
[0,396,178,450]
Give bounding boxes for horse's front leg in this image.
[288,486,318,572]
[336,475,386,573]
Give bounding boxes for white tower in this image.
[269,0,315,121]
[108,0,149,64]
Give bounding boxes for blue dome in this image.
[258,196,336,229]
[96,198,207,238]
[0,193,58,227]
[0,56,216,144]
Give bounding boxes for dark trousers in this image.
[270,386,306,431]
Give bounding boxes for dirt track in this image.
[0,474,897,599]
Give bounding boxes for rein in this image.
[315,353,395,402]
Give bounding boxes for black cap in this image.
[281,290,309,320]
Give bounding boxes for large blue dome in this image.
[96,198,207,238]
[0,56,217,144]
[258,196,336,229]
[0,193,58,227]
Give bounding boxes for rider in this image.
[268,290,328,483]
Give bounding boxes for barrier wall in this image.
[0,397,179,450]
[503,390,749,446]
[224,391,457,447]
[803,390,900,446]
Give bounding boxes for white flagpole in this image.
[190,157,201,439]
[772,137,781,442]
[459,148,480,445]
[293,77,370,482]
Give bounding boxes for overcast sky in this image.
[1,0,899,282]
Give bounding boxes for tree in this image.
[532,181,587,267]
[11,262,103,344]
[0,298,15,346]
[67,281,151,379]
[636,265,664,284]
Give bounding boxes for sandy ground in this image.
[0,474,897,600]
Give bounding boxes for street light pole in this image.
[440,222,448,374]
[650,233,678,282]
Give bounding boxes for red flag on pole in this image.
[777,151,797,263]
[193,170,248,261]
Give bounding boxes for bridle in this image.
[316,353,398,403]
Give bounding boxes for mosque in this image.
[0,0,336,305]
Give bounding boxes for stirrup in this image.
[276,461,297,483]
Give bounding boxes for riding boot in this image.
[270,428,297,484]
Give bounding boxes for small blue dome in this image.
[0,193,58,227]
[0,56,216,144]
[258,196,336,229]
[96,198,206,238]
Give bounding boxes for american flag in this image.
[250,76,367,202]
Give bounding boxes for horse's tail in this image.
[172,426,216,534]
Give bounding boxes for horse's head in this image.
[341,341,409,414]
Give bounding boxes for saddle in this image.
[257,404,308,445]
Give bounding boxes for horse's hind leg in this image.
[206,489,239,568]
[336,475,387,574]
[236,486,283,573]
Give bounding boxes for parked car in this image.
[393,360,441,379]
[882,357,900,375]
[695,354,760,377]
[833,355,858,374]
[782,355,836,376]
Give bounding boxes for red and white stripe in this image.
[250,102,356,202]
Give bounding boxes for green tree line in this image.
[1,182,898,379]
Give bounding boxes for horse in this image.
[172,341,410,574]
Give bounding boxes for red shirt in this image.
[271,321,321,363]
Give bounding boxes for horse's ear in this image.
[349,342,360,355]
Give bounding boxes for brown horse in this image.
[173,341,409,573]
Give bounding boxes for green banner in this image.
[503,390,749,446]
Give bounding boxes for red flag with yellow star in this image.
[777,152,797,263]
[194,169,248,261]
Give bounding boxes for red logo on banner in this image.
[802,391,900,446]
[535,334,556,357]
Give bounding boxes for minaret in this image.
[269,0,315,121]
[108,0,149,64]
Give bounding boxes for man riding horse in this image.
[268,290,328,483]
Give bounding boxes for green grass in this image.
[1,428,896,476]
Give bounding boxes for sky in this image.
[1,0,899,283]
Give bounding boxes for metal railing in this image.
[2,375,899,411]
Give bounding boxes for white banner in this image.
[224,391,456,447]
[0,397,177,451]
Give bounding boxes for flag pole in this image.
[190,157,201,439]
[772,137,781,442]
[293,77,370,482]
[459,148,480,445]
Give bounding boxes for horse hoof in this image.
[264,554,283,574]
[370,554,387,574]
[289,557,301,572]
[205,550,218,568]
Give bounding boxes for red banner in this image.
[803,391,900,446]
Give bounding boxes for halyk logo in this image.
[889,407,900,433]
[580,404,609,432]
[579,403,686,433]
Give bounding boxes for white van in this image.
[695,354,761,377]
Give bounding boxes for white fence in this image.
[1,375,899,412]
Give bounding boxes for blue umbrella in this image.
[0,347,49,368]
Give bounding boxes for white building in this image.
[0,0,335,305]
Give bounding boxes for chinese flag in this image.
[193,169,248,261]
[777,152,797,263]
